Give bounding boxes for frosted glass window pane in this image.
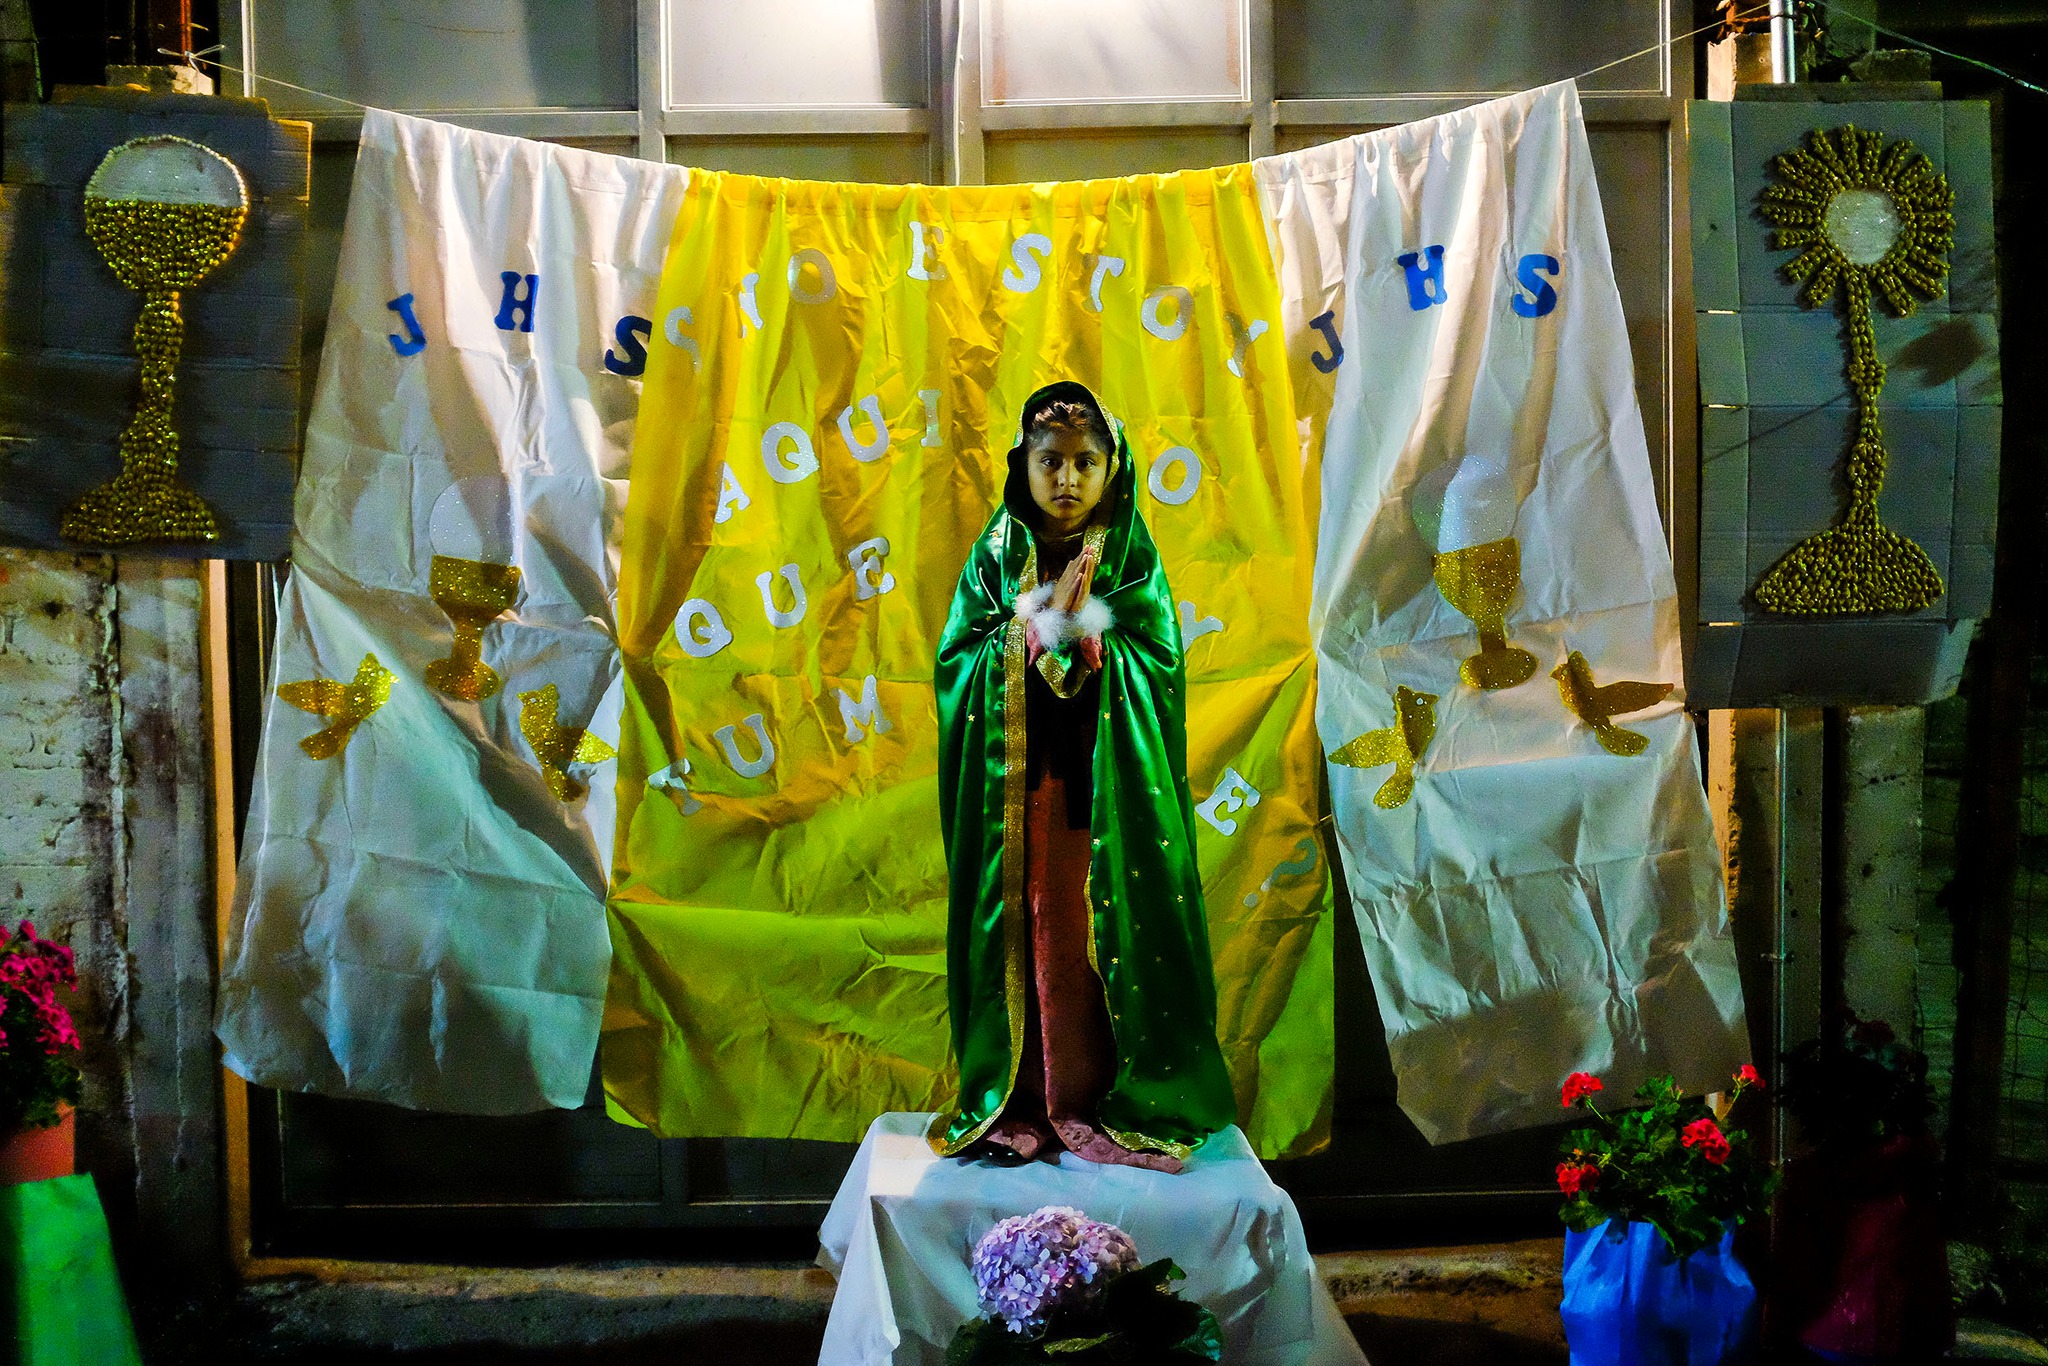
[1275,0,1662,97]
[985,0,1246,105]
[984,131,1248,185]
[667,137,933,185]
[253,0,636,112]
[667,0,928,108]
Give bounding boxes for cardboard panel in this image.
[1687,100,1740,313]
[1741,310,1997,410]
[1699,404,1749,618]
[1696,309,1747,407]
[1689,98,2001,706]
[1946,102,1998,314]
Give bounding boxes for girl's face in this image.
[1026,425,1110,537]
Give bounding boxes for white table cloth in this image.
[816,1113,1367,1366]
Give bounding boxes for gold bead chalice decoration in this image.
[1753,125,1954,614]
[1415,453,1538,690]
[63,136,248,545]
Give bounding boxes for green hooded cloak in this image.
[930,382,1237,1159]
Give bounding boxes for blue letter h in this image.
[495,271,539,333]
[1397,246,1448,311]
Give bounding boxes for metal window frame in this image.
[216,0,1699,1255]
[221,1,1682,147]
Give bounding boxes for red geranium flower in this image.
[1734,1063,1764,1089]
[1555,1161,1599,1196]
[1681,1117,1731,1164]
[1561,1072,1604,1108]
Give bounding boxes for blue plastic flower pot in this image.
[1560,1218,1758,1366]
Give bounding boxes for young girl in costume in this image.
[930,381,1235,1173]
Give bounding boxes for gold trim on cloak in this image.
[930,538,1037,1156]
[931,524,1200,1166]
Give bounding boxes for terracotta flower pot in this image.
[0,1104,75,1185]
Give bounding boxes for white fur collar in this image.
[1014,582,1114,647]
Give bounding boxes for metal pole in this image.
[1768,0,1797,83]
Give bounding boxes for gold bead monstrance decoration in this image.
[1752,125,1955,614]
[63,135,249,545]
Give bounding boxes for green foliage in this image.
[947,1260,1222,1366]
[1557,1074,1776,1260]
[0,1039,80,1132]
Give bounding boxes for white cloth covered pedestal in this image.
[816,1113,1366,1366]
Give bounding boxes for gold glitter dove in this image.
[518,683,617,801]
[1753,125,1955,614]
[1328,685,1437,809]
[1552,650,1673,757]
[276,653,396,759]
[63,135,249,545]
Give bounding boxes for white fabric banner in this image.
[216,111,688,1112]
[1256,81,1748,1142]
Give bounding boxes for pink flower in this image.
[1561,1072,1604,1108]
[0,920,82,1060]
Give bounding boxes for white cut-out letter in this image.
[715,462,751,523]
[1196,767,1263,836]
[761,422,819,484]
[1002,232,1053,294]
[756,564,808,628]
[674,599,733,658]
[836,394,892,464]
[919,389,943,448]
[1142,285,1192,341]
[648,757,702,815]
[848,537,896,600]
[1224,312,1269,378]
[1178,600,1224,647]
[714,713,776,778]
[736,272,763,336]
[1086,254,1126,313]
[835,674,893,744]
[908,221,946,281]
[663,305,699,369]
[787,247,838,305]
[1147,445,1203,506]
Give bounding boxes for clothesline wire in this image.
[164,4,2045,133]
[1808,0,2048,98]
[1569,15,1728,85]
[158,46,378,113]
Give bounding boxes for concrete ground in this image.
[163,1242,1571,1366]
[155,1243,2048,1364]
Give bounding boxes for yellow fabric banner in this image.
[607,166,1332,1157]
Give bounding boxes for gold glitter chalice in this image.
[1753,125,1954,614]
[424,556,523,701]
[1433,537,1539,690]
[1414,452,1537,690]
[63,136,248,544]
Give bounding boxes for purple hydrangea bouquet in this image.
[947,1206,1221,1365]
